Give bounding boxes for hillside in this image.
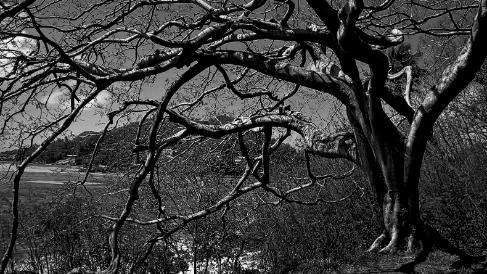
[0,116,255,174]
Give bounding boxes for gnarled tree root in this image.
[368,222,486,273]
[367,230,389,252]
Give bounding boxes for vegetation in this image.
[1,0,487,273]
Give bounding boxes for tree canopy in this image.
[1,0,487,272]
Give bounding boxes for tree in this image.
[1,0,487,272]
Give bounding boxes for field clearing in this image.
[0,163,75,173]
[0,163,112,214]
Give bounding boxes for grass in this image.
[315,250,485,273]
[0,164,108,216]
[0,164,114,262]
[1,164,485,273]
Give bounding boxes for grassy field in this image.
[0,163,109,215]
[2,164,485,273]
[0,163,115,268]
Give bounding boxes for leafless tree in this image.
[1,0,487,272]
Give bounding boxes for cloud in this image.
[86,90,112,109]
[43,89,112,110]
[0,31,37,77]
[44,90,67,106]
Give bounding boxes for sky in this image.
[0,0,473,153]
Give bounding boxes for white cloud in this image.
[45,90,66,105]
[0,31,36,77]
[86,90,112,109]
[42,89,112,110]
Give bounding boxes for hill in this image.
[0,115,265,175]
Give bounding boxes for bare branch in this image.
[0,0,35,22]
[388,65,413,106]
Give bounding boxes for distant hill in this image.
[0,115,300,175]
[77,131,101,139]
[0,117,218,168]
[0,122,143,167]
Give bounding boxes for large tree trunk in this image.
[359,107,480,266]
